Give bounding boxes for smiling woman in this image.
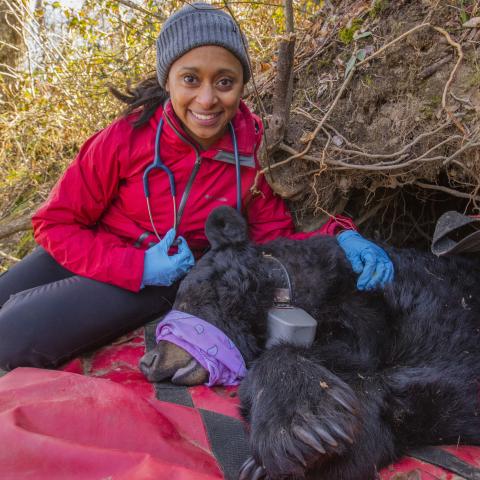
[0,2,390,374]
[166,46,244,149]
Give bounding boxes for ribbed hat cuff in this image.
[156,7,250,88]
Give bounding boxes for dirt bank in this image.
[253,0,480,247]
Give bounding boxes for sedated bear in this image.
[140,206,480,480]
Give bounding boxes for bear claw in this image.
[312,424,338,447]
[292,425,326,454]
[239,457,266,480]
[285,439,307,467]
[325,419,354,444]
[327,387,358,414]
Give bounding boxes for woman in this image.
[0,3,393,371]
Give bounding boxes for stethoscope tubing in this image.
[143,117,176,198]
[143,108,241,242]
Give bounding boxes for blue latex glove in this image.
[337,230,394,291]
[141,228,195,288]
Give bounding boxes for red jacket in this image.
[33,101,355,291]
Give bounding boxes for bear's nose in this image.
[139,351,158,373]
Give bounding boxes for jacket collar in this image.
[149,99,258,159]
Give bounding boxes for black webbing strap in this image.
[144,319,160,352]
[153,382,194,407]
[408,446,480,479]
[199,409,250,480]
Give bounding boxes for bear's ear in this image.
[205,206,248,249]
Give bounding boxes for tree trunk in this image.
[0,0,25,82]
[265,0,295,154]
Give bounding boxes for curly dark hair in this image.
[109,75,168,128]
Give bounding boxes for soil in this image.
[255,0,480,248]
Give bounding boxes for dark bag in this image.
[432,210,480,256]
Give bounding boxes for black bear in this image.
[140,206,480,480]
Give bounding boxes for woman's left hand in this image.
[337,231,394,291]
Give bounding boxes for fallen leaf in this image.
[345,54,356,78]
[463,17,480,28]
[354,31,372,40]
[300,131,316,144]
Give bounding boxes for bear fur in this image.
[145,206,480,480]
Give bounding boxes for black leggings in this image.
[0,247,177,370]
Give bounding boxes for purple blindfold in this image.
[155,310,247,387]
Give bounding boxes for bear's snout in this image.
[139,340,208,385]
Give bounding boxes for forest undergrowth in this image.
[1,0,479,271]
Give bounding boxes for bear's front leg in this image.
[238,344,361,479]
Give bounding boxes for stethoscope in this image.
[143,106,242,242]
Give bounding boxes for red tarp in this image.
[0,328,478,479]
[0,368,223,480]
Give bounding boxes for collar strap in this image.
[262,253,294,305]
[156,310,247,387]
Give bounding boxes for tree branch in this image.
[0,213,32,240]
[114,0,165,20]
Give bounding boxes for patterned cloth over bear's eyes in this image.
[155,310,247,387]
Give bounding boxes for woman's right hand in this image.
[141,229,195,287]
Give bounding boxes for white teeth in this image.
[191,111,219,120]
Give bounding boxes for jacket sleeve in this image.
[246,173,356,244]
[32,121,145,292]
[245,120,356,244]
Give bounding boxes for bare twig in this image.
[276,134,477,173]
[114,0,165,20]
[414,181,480,202]
[356,23,431,68]
[443,141,480,166]
[418,55,452,80]
[356,196,393,226]
[431,29,463,111]
[294,115,452,162]
[0,250,20,262]
[0,214,32,240]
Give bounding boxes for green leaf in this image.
[354,31,372,41]
[345,55,356,78]
[356,49,366,61]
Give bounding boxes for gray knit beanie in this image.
[156,2,250,88]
